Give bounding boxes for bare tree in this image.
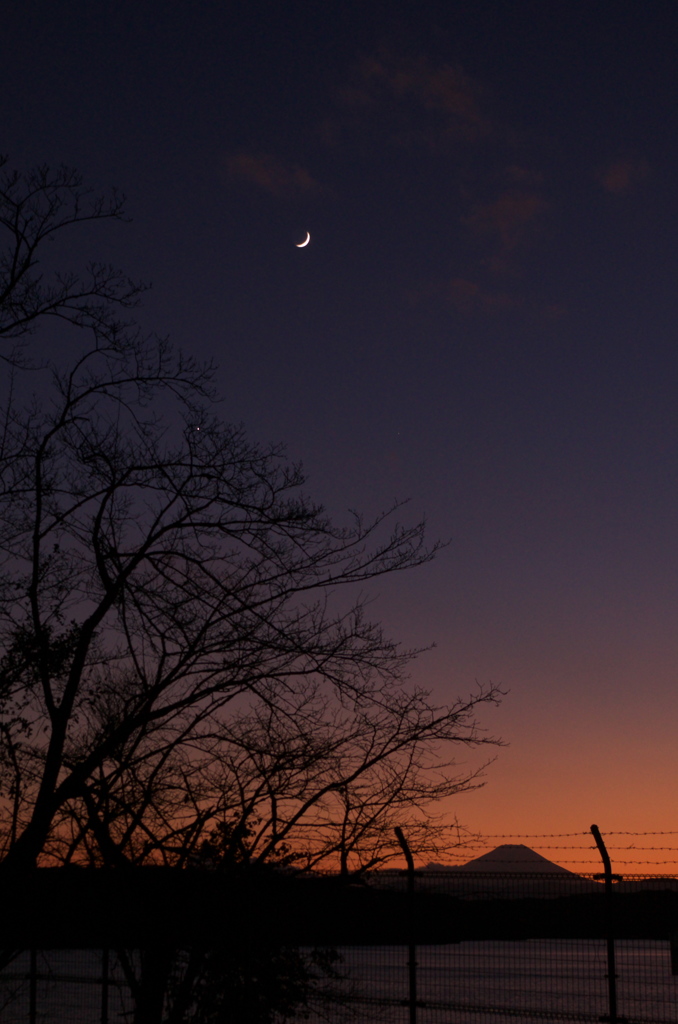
[0,156,143,358]
[0,159,504,1024]
[46,667,499,873]
[0,161,501,879]
[177,680,498,874]
[0,329,501,871]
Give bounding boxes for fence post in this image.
[394,827,417,1024]
[101,948,109,1024]
[671,932,678,976]
[591,824,624,1024]
[29,948,37,1024]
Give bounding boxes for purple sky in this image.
[4,1,678,866]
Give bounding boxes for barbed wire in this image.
[407,825,678,870]
[600,860,678,865]
[446,844,678,852]
[607,846,678,851]
[422,828,678,868]
[463,832,589,838]
[430,859,678,868]
[443,830,678,838]
[449,845,596,850]
[602,831,678,836]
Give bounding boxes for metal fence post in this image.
[671,932,678,975]
[591,824,624,1024]
[101,948,109,1024]
[29,948,37,1024]
[394,827,418,1024]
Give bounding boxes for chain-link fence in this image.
[0,950,131,1024]
[299,869,678,1024]
[2,869,678,1022]
[302,938,678,1023]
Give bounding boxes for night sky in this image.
[4,1,678,868]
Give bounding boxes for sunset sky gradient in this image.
[3,0,678,871]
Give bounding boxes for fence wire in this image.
[2,866,678,1022]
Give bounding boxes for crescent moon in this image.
[296,231,310,247]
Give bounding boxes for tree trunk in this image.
[132,947,175,1024]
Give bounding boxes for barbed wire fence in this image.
[413,825,678,870]
[307,825,678,1024]
[3,827,678,1023]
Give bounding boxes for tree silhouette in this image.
[0,327,499,870]
[0,156,143,359]
[0,160,501,873]
[0,155,502,1024]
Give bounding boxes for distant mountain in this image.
[372,844,600,898]
[425,844,575,874]
[413,843,596,898]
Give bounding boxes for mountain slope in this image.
[427,844,575,874]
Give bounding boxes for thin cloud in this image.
[599,158,650,196]
[226,152,322,197]
[332,49,552,318]
[464,192,547,252]
[444,278,566,324]
[338,50,488,145]
[447,277,519,315]
[505,165,543,186]
[361,54,483,123]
